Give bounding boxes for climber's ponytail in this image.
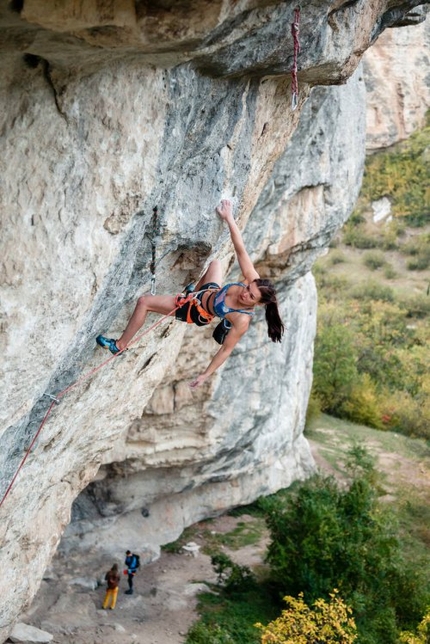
[254,279,284,343]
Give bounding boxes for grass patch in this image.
[202,520,267,553]
[349,279,395,301]
[186,583,280,644]
[329,250,346,265]
[161,522,213,554]
[383,263,397,279]
[305,413,430,461]
[362,250,386,270]
[162,514,267,556]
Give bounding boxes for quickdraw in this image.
[291,6,301,111]
[150,206,158,295]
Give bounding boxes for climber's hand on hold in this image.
[189,374,208,389]
[216,198,233,222]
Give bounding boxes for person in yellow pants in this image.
[102,563,120,609]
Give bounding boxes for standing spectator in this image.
[124,550,140,595]
[102,563,120,610]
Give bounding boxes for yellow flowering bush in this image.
[255,591,357,643]
[398,610,430,643]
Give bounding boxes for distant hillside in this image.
[310,117,430,438]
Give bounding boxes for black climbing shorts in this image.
[175,282,219,326]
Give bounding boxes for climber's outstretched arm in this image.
[189,315,250,388]
[216,199,260,283]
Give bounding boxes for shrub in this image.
[255,591,357,643]
[186,622,234,644]
[406,255,430,271]
[340,374,384,429]
[350,280,394,302]
[211,552,256,591]
[383,264,397,279]
[315,273,349,299]
[402,240,421,256]
[381,388,430,439]
[329,250,346,265]
[262,457,428,643]
[378,226,400,251]
[312,323,358,416]
[185,579,277,644]
[398,293,430,319]
[399,609,430,644]
[343,227,379,249]
[348,211,366,226]
[305,394,321,429]
[363,250,386,270]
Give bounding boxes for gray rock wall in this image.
[0,1,427,640]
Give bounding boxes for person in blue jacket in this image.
[97,199,284,388]
[124,550,140,595]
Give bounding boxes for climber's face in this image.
[240,282,262,307]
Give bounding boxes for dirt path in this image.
[16,515,269,644]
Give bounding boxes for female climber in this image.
[96,199,284,388]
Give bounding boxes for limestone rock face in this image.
[0,1,427,641]
[364,13,430,150]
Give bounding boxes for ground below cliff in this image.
[15,513,268,644]
[13,415,430,644]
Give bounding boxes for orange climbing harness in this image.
[175,288,217,326]
[0,293,193,510]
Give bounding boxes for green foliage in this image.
[398,293,430,319]
[399,609,430,643]
[255,591,357,643]
[348,212,366,226]
[329,250,346,265]
[186,621,235,644]
[305,394,322,428]
[312,322,358,416]
[261,456,428,643]
[362,250,386,270]
[381,386,430,439]
[383,264,397,279]
[402,234,430,270]
[343,226,379,249]
[161,525,200,553]
[211,552,256,591]
[312,272,430,433]
[340,374,383,429]
[360,124,430,226]
[349,280,395,302]
[185,583,279,644]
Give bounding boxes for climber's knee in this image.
[136,295,149,310]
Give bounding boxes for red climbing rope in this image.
[0,294,194,510]
[291,6,301,110]
[0,401,57,510]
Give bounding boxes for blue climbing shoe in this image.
[96,335,120,355]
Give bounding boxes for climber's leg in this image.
[194,260,222,291]
[115,294,177,350]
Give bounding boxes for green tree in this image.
[262,455,427,643]
[312,323,358,415]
